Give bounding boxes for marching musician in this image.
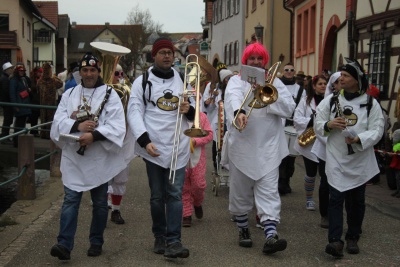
[278,63,306,194]
[127,37,192,259]
[293,75,328,213]
[203,63,233,174]
[50,52,126,260]
[315,58,384,258]
[107,64,136,225]
[224,43,295,255]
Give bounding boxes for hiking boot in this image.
[238,228,252,247]
[50,244,71,260]
[87,244,102,257]
[346,238,360,254]
[111,210,125,224]
[153,237,165,254]
[263,234,287,254]
[164,242,190,258]
[194,205,203,219]
[182,216,192,227]
[325,241,344,258]
[320,216,329,229]
[306,201,316,211]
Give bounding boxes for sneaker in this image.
[50,244,71,260]
[325,241,344,258]
[164,242,190,258]
[256,215,264,229]
[320,216,329,229]
[346,238,360,254]
[263,234,287,254]
[194,205,203,219]
[111,210,125,224]
[87,244,102,257]
[182,216,192,227]
[306,201,316,211]
[153,237,165,254]
[238,228,252,247]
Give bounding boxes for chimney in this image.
[105,22,110,27]
[71,21,76,28]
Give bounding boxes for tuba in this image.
[90,42,131,113]
[232,62,280,132]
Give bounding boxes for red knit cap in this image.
[152,37,174,57]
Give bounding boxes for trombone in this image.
[169,54,209,184]
[232,61,281,132]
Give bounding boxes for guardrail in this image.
[0,102,61,200]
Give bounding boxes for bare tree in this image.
[120,4,164,78]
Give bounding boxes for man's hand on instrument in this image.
[78,133,94,147]
[78,121,97,132]
[236,113,248,130]
[345,136,360,144]
[327,117,347,130]
[179,99,190,114]
[146,143,160,157]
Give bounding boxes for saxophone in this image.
[333,92,355,155]
[297,126,316,147]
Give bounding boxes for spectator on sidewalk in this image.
[28,66,43,137]
[0,62,14,141]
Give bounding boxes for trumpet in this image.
[232,61,281,132]
[169,54,209,184]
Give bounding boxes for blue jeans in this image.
[328,184,366,243]
[57,182,109,251]
[144,158,185,245]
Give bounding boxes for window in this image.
[367,32,391,98]
[78,42,85,49]
[34,29,51,42]
[33,47,38,61]
[295,2,317,57]
[27,21,31,41]
[246,0,249,17]
[224,44,228,64]
[0,14,9,31]
[226,0,231,18]
[234,41,239,64]
[229,43,233,65]
[218,0,223,22]
[252,0,257,12]
[233,0,240,14]
[213,2,218,24]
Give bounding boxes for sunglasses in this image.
[114,71,123,76]
[284,68,295,72]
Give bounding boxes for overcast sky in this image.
[53,0,205,33]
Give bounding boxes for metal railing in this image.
[0,102,61,200]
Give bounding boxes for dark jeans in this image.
[57,183,109,251]
[328,184,366,243]
[29,109,40,135]
[13,115,29,147]
[143,158,185,245]
[318,159,329,217]
[1,105,14,136]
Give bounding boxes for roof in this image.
[68,24,141,54]
[22,0,42,17]
[33,1,58,28]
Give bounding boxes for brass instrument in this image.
[90,42,131,113]
[169,54,209,184]
[298,127,316,147]
[233,61,281,132]
[333,92,355,155]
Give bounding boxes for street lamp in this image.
[254,23,264,43]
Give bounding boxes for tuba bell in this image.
[90,42,131,113]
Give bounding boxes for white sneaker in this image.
[306,201,316,211]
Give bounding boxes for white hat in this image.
[2,62,13,71]
[219,69,233,82]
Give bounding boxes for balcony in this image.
[34,30,51,43]
[0,31,18,48]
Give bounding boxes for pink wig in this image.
[241,43,270,66]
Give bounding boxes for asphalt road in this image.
[2,144,400,267]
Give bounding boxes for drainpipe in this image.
[347,11,355,59]
[283,0,293,62]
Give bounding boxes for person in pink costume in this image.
[182,111,213,227]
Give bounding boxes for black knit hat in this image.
[79,52,101,71]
